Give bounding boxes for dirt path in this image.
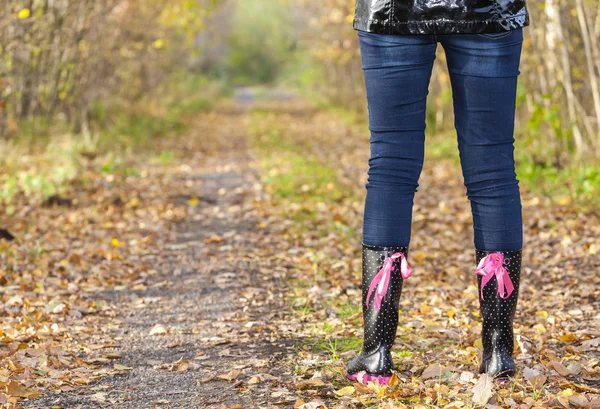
[22,93,301,408]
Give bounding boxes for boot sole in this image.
[346,372,392,385]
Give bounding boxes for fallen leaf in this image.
[459,371,475,383]
[549,361,574,377]
[581,338,600,350]
[528,374,547,389]
[197,374,215,384]
[558,388,574,397]
[472,374,494,406]
[550,397,570,408]
[204,235,223,243]
[149,324,168,335]
[248,376,261,384]
[566,361,583,374]
[153,357,190,372]
[218,369,241,381]
[334,386,355,396]
[568,394,588,408]
[559,333,576,342]
[443,402,465,409]
[422,363,444,380]
[6,381,40,399]
[298,400,327,409]
[522,367,541,380]
[296,377,326,390]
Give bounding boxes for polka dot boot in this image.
[475,249,522,379]
[346,244,412,385]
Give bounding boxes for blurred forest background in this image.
[1,0,599,206]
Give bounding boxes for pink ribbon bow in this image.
[366,252,412,311]
[475,252,514,300]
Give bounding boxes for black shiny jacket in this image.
[353,0,530,35]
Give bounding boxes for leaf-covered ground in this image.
[1,89,599,408]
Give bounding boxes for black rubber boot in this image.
[346,244,411,385]
[475,249,522,379]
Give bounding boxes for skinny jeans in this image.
[359,28,524,251]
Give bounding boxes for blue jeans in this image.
[359,29,524,251]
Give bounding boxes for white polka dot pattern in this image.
[475,249,522,379]
[347,243,408,379]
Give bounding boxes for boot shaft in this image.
[475,249,522,378]
[361,244,409,354]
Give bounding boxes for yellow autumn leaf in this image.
[128,197,140,207]
[153,39,164,49]
[188,196,199,206]
[559,388,574,397]
[557,196,572,205]
[334,386,355,396]
[536,310,548,318]
[18,9,30,19]
[110,238,121,247]
[559,333,576,342]
[413,250,426,262]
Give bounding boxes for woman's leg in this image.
[441,29,524,378]
[347,31,436,385]
[358,31,437,247]
[441,30,524,252]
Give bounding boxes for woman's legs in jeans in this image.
[441,30,524,251]
[354,30,524,381]
[358,31,436,248]
[358,29,524,252]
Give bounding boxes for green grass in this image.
[249,112,346,206]
[422,130,600,206]
[283,90,600,207]
[0,74,228,207]
[310,336,363,356]
[260,154,343,202]
[516,159,600,206]
[336,303,361,319]
[151,150,178,166]
[393,350,413,358]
